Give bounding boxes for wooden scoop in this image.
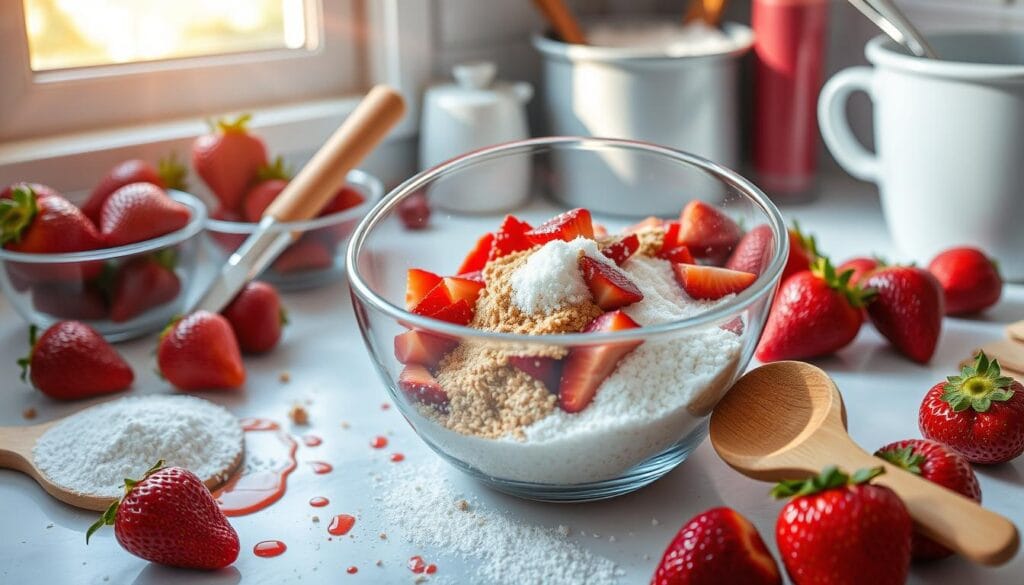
[710,361,1019,566]
[0,417,242,512]
[531,0,586,44]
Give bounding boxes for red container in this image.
[752,0,829,201]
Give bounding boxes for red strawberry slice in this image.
[579,256,643,310]
[678,201,743,262]
[428,299,473,325]
[406,268,443,309]
[319,185,365,216]
[443,276,485,306]
[525,208,594,245]
[394,330,458,368]
[490,215,533,259]
[659,245,695,265]
[673,264,757,301]
[398,364,449,407]
[508,356,562,393]
[558,311,642,413]
[725,224,774,276]
[458,232,495,274]
[624,216,667,234]
[411,281,453,316]
[601,234,639,266]
[662,221,681,252]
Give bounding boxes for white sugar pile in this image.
[34,395,243,497]
[510,237,614,315]
[379,462,624,585]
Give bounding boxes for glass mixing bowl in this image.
[347,137,787,501]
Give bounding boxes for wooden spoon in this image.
[532,0,586,44]
[710,361,1019,566]
[685,0,728,27]
[0,415,242,512]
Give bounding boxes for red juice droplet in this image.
[328,514,356,536]
[370,436,388,449]
[303,434,322,447]
[309,496,329,507]
[241,418,280,431]
[253,540,287,557]
[381,403,391,410]
[308,461,333,474]
[216,424,297,517]
[346,566,358,574]
[409,555,426,574]
[426,564,437,574]
[390,453,405,462]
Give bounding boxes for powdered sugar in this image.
[510,238,614,315]
[379,461,624,585]
[33,395,243,497]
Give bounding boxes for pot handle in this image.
[818,67,879,183]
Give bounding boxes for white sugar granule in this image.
[510,238,614,315]
[380,462,623,585]
[34,395,242,497]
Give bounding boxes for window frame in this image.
[0,0,432,190]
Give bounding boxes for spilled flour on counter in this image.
[379,462,624,585]
[33,395,242,497]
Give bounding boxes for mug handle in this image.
[818,67,879,182]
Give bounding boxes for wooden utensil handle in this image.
[532,0,587,44]
[846,449,1019,565]
[264,85,406,224]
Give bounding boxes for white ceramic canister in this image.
[533,18,753,217]
[419,61,534,214]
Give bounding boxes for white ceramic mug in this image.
[819,32,1024,281]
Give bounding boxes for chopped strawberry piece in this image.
[394,330,458,368]
[725,224,774,276]
[678,201,743,262]
[508,356,562,393]
[558,311,642,413]
[525,208,594,245]
[398,364,449,407]
[659,245,695,264]
[601,234,640,266]
[673,264,757,301]
[490,215,533,260]
[458,232,495,274]
[579,256,643,310]
[406,268,444,310]
[662,221,681,251]
[411,281,452,316]
[457,270,484,283]
[443,276,485,306]
[428,299,473,325]
[593,223,609,238]
[624,216,667,234]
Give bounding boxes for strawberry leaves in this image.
[87,459,166,543]
[876,445,926,475]
[770,466,885,499]
[0,186,39,246]
[942,351,1015,413]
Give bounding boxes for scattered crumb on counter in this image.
[341,421,351,429]
[279,371,291,383]
[22,407,36,420]
[312,515,320,523]
[455,499,470,512]
[379,532,387,540]
[376,560,383,567]
[288,404,309,425]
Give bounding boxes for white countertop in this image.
[1,174,1022,584]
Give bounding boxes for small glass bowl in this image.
[203,169,384,291]
[347,137,788,501]
[0,190,207,342]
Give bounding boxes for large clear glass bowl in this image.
[346,137,788,501]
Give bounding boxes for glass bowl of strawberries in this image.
[347,137,790,501]
[203,169,384,291]
[0,182,207,342]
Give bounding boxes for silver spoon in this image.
[848,0,938,59]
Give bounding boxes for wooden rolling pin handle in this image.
[263,85,406,225]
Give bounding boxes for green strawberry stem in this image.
[256,156,292,182]
[16,324,38,382]
[876,445,925,475]
[209,113,253,134]
[771,465,885,499]
[811,256,876,308]
[0,186,39,246]
[152,248,178,271]
[158,153,189,191]
[942,351,1015,413]
[790,220,818,259]
[86,460,165,544]
[280,307,289,327]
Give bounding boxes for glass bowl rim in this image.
[204,168,384,234]
[346,136,789,345]
[0,190,208,264]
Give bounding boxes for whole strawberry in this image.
[0,182,62,200]
[773,466,911,585]
[157,311,245,391]
[875,439,982,559]
[862,265,943,364]
[87,461,239,570]
[837,256,878,286]
[241,156,291,222]
[109,251,181,323]
[81,156,187,223]
[755,257,873,362]
[222,281,286,353]
[651,507,781,585]
[99,183,191,247]
[19,321,133,400]
[927,247,1002,315]
[192,114,268,212]
[919,352,1024,464]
